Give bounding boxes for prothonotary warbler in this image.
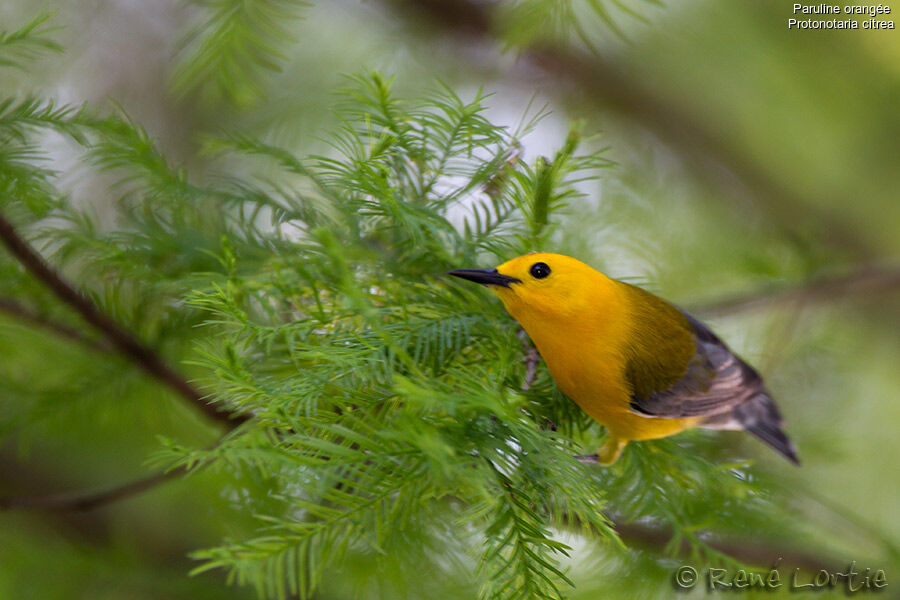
[449,252,799,466]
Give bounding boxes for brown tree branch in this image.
[0,469,182,512]
[692,263,900,317]
[386,0,880,260]
[0,431,227,513]
[607,517,842,573]
[516,328,540,391]
[0,463,842,573]
[0,210,248,426]
[0,296,112,353]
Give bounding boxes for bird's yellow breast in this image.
[495,264,696,441]
[521,310,694,441]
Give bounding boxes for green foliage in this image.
[3,6,898,600]
[1,36,624,594]
[0,20,821,596]
[498,0,661,47]
[0,12,61,70]
[173,0,312,107]
[127,77,775,599]
[159,76,620,599]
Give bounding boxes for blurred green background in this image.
[1,0,898,598]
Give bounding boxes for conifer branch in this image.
[0,462,838,574]
[1,59,877,596]
[0,209,248,427]
[385,0,879,260]
[0,12,62,70]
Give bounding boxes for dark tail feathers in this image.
[734,393,800,465]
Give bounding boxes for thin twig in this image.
[516,328,540,391]
[692,263,900,317]
[0,432,229,513]
[0,210,247,426]
[554,494,840,571]
[607,516,842,573]
[0,469,182,512]
[0,296,112,353]
[0,462,841,573]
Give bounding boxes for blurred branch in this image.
[0,209,248,427]
[0,296,112,353]
[0,430,225,512]
[0,460,837,574]
[385,0,879,259]
[693,263,900,317]
[517,328,540,390]
[0,469,180,511]
[608,517,842,573]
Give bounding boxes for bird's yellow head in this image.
[448,252,618,328]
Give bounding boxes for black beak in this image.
[447,268,521,288]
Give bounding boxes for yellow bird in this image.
[449,252,799,465]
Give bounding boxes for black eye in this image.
[530,262,551,279]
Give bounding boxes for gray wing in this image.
[629,312,764,418]
[629,311,799,463]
